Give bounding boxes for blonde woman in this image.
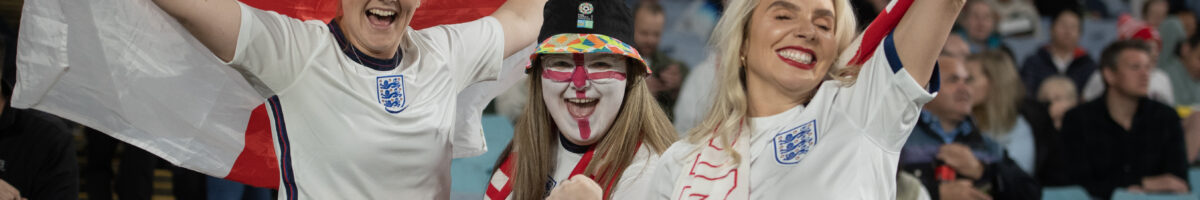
[965,51,1037,175]
[485,0,677,199]
[646,0,964,198]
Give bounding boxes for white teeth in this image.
[566,98,597,104]
[778,50,814,64]
[368,9,396,17]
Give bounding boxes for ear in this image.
[1101,67,1116,87]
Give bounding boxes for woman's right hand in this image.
[546,175,604,200]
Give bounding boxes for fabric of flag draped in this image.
[14,0,510,189]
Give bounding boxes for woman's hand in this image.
[546,175,604,200]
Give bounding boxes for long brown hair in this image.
[967,51,1024,135]
[499,57,677,200]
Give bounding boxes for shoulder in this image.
[1063,99,1105,122]
[1142,98,1182,121]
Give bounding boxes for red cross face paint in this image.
[541,53,629,146]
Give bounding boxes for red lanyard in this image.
[568,147,597,178]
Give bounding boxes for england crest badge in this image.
[773,120,817,165]
[376,75,408,113]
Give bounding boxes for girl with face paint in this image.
[485,0,677,199]
[644,0,964,199]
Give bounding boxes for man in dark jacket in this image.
[1020,7,1098,98]
[1059,40,1190,199]
[900,53,1040,200]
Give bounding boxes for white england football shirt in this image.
[648,32,938,199]
[225,3,504,199]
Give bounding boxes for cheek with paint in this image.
[541,53,628,146]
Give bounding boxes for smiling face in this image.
[742,0,838,99]
[338,0,418,59]
[540,53,630,146]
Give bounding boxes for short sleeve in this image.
[225,2,330,95]
[834,32,939,151]
[415,17,506,92]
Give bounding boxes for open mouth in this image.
[777,46,816,70]
[564,98,598,119]
[366,8,397,29]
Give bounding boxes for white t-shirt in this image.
[648,32,937,199]
[226,3,504,199]
[486,142,660,200]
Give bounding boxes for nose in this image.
[570,54,590,90]
[794,22,816,41]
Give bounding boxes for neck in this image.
[1049,45,1075,59]
[1104,90,1139,130]
[936,113,963,133]
[746,80,811,117]
[336,19,398,59]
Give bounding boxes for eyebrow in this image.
[767,1,834,18]
[767,1,800,11]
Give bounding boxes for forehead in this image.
[540,53,626,61]
[760,0,834,15]
[1117,49,1151,63]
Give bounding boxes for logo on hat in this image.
[577,2,594,29]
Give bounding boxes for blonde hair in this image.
[501,58,677,200]
[1037,75,1078,102]
[685,0,858,163]
[967,51,1024,135]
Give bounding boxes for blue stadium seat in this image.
[1043,186,1091,200]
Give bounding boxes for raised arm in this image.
[893,0,966,86]
[491,0,548,57]
[152,0,242,62]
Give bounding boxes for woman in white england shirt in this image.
[646,0,965,199]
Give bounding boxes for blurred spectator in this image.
[966,51,1037,176]
[1023,75,1079,186]
[1059,40,1189,199]
[1037,76,1080,130]
[1162,21,1200,106]
[0,37,79,200]
[1082,15,1176,105]
[671,55,715,135]
[635,0,689,120]
[1020,7,1097,98]
[1143,0,1169,27]
[991,0,1041,37]
[958,0,1009,53]
[899,49,1039,200]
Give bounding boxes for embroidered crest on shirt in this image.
[773,120,817,165]
[376,75,408,113]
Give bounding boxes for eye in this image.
[775,15,793,21]
[548,60,573,70]
[590,61,614,70]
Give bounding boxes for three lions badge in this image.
[376,75,408,113]
[773,120,817,165]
